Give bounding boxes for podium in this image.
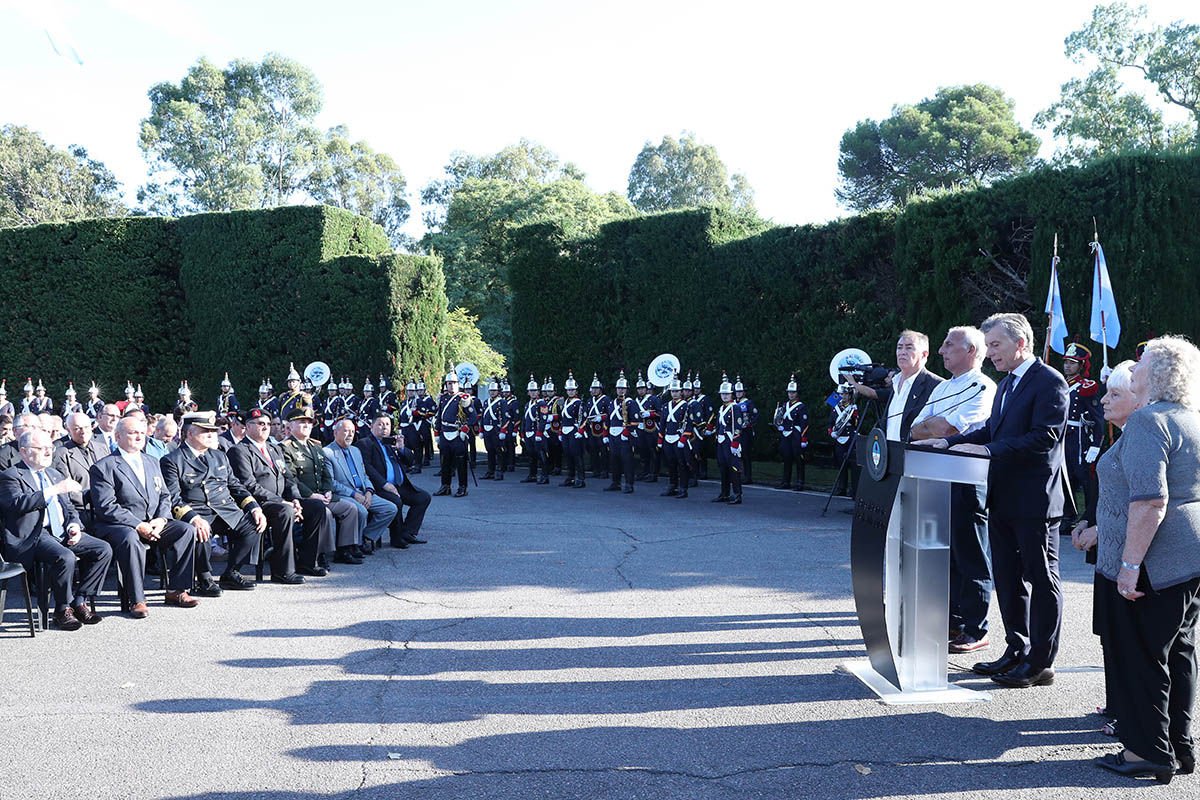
[845,432,991,704]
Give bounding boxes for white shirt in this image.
[886,372,918,442]
[913,368,996,435]
[1001,356,1036,411]
[118,446,147,487]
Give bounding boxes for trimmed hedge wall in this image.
[510,152,1200,453]
[0,205,448,410]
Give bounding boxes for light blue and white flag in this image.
[1089,240,1121,350]
[1044,254,1068,355]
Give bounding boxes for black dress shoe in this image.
[270,573,306,585]
[219,572,256,591]
[72,603,103,625]
[350,545,368,558]
[361,539,375,554]
[391,540,409,549]
[298,565,328,577]
[992,663,1054,688]
[972,652,1023,676]
[520,476,537,483]
[404,536,427,544]
[54,607,82,631]
[603,484,620,491]
[334,550,364,565]
[194,579,223,597]
[674,490,688,498]
[1094,752,1174,784]
[712,495,730,503]
[621,486,633,494]
[727,494,742,505]
[317,553,330,569]
[454,487,467,497]
[560,479,575,487]
[1177,752,1195,775]
[661,488,678,497]
[433,485,451,496]
[573,480,586,488]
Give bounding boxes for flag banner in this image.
[1044,255,1068,355]
[1089,241,1121,349]
[826,392,841,409]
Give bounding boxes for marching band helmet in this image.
[287,362,301,383]
[415,378,426,391]
[0,380,6,397]
[378,374,390,390]
[339,376,352,391]
[444,369,458,385]
[134,384,144,400]
[693,374,702,390]
[21,378,32,394]
[683,371,693,391]
[65,382,76,398]
[363,377,374,394]
[302,378,314,392]
[258,379,270,395]
[669,372,682,392]
[734,374,744,392]
[220,372,232,389]
[406,377,417,392]
[526,373,538,392]
[615,369,628,389]
[635,371,646,389]
[487,376,500,392]
[88,381,99,396]
[590,372,602,389]
[718,371,733,396]
[123,381,134,397]
[786,372,798,392]
[179,380,191,397]
[1063,341,1092,377]
[543,376,555,392]
[564,370,578,392]
[501,380,511,393]
[35,379,45,394]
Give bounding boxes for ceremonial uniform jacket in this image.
[280,436,334,496]
[27,396,53,415]
[379,389,398,414]
[776,399,809,442]
[586,394,612,437]
[359,396,382,427]
[522,398,549,440]
[544,395,563,438]
[0,400,15,418]
[1065,376,1104,469]
[395,397,416,432]
[278,390,309,422]
[738,397,760,431]
[633,393,661,434]
[85,398,103,419]
[481,395,506,431]
[413,394,437,430]
[716,401,746,445]
[256,395,281,417]
[608,395,637,440]
[503,396,522,436]
[160,444,260,527]
[688,393,715,437]
[217,392,240,417]
[59,401,82,419]
[661,398,694,446]
[437,394,478,440]
[560,395,586,437]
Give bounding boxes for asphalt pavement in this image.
[1,466,1192,799]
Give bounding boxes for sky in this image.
[1,0,1196,240]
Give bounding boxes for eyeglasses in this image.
[22,445,53,453]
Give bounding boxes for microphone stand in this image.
[822,396,880,515]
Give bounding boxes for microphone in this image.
[878,381,981,423]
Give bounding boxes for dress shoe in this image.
[164,591,200,608]
[776,482,792,490]
[674,490,688,498]
[334,550,364,565]
[454,487,468,497]
[1177,752,1195,775]
[350,545,368,558]
[391,539,409,549]
[299,565,329,577]
[712,495,730,503]
[972,652,1023,676]
[537,477,550,485]
[433,485,451,496]
[949,633,990,653]
[219,572,256,591]
[129,602,150,619]
[621,485,633,494]
[404,536,427,544]
[72,603,102,625]
[992,663,1054,688]
[560,479,575,487]
[270,573,306,585]
[482,472,495,479]
[727,494,742,505]
[1094,752,1174,784]
[54,607,82,631]
[604,484,620,492]
[494,473,504,481]
[193,579,223,598]
[661,488,678,497]
[573,480,586,488]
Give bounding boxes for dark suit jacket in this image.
[52,437,111,516]
[228,439,300,505]
[0,441,22,472]
[0,463,82,561]
[354,433,415,491]
[159,445,259,528]
[217,430,241,453]
[947,358,1073,520]
[879,369,944,441]
[89,451,172,531]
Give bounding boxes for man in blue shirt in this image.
[355,414,430,548]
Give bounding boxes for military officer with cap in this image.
[734,376,759,485]
[559,371,587,488]
[605,370,637,493]
[217,372,240,419]
[480,377,506,479]
[520,375,550,484]
[278,363,309,422]
[585,373,611,479]
[632,371,661,482]
[688,374,714,480]
[432,370,475,497]
[1062,341,1104,524]
[60,383,82,419]
[413,378,437,467]
[160,410,268,595]
[713,372,747,504]
[775,373,809,490]
[175,381,199,421]
[660,373,693,498]
[542,376,564,475]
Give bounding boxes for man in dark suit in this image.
[217,415,246,453]
[914,312,1072,688]
[846,330,944,441]
[89,416,200,617]
[160,411,267,594]
[0,412,42,472]
[51,412,111,527]
[228,407,323,581]
[355,413,431,548]
[0,429,112,630]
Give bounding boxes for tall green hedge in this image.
[0,205,448,411]
[510,152,1200,454]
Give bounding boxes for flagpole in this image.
[1093,217,1111,375]
[1044,232,1058,362]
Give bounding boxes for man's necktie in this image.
[1000,375,1016,412]
[39,471,65,540]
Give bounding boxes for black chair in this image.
[33,561,97,630]
[0,560,36,637]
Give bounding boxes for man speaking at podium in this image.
[845,330,942,441]
[913,313,1071,689]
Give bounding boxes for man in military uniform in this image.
[378,375,398,415]
[463,376,484,471]
[0,381,14,419]
[1062,342,1104,524]
[358,378,381,431]
[633,372,661,482]
[734,376,759,485]
[605,371,637,493]
[217,373,240,419]
[278,363,309,422]
[175,381,199,421]
[829,385,860,497]
[338,377,360,422]
[542,376,563,475]
[559,371,587,488]
[713,373,746,504]
[395,378,420,472]
[775,373,809,490]
[480,377,506,479]
[433,371,475,497]
[131,385,148,415]
[160,411,267,595]
[688,374,714,480]
[280,407,363,566]
[520,375,550,485]
[502,380,521,473]
[586,373,611,479]
[60,383,82,419]
[256,379,280,417]
[28,379,53,415]
[660,374,693,498]
[83,382,102,420]
[413,378,437,467]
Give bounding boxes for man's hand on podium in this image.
[949,444,990,456]
[910,438,948,449]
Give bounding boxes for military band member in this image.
[19,378,35,414]
[0,381,14,419]
[396,378,420,472]
[496,380,516,473]
[359,377,381,430]
[1062,342,1104,524]
[775,373,809,490]
[217,372,240,419]
[463,377,484,470]
[338,377,360,421]
[432,371,475,497]
[278,363,309,422]
[378,375,398,415]
[680,374,696,487]
[60,383,82,419]
[660,374,693,498]
[688,374,714,480]
[84,382,103,420]
[829,385,860,497]
[481,377,506,479]
[175,381,199,421]
[413,378,437,467]
[586,373,611,479]
[520,375,550,484]
[713,373,746,504]
[559,371,587,488]
[255,379,280,417]
[27,379,53,415]
[734,376,758,485]
[542,376,563,475]
[633,371,661,482]
[605,371,637,493]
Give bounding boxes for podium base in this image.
[844,661,991,705]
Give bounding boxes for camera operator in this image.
[844,330,943,442]
[910,326,997,654]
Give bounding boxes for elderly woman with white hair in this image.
[1088,336,1200,784]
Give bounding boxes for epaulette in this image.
[1078,378,1099,397]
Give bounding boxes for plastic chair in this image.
[0,560,36,637]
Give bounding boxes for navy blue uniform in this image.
[776,399,809,489]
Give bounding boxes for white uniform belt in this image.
[1066,420,1083,428]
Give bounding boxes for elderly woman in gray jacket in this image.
[1089,336,1200,784]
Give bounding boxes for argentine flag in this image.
[1089,241,1121,349]
[1044,255,1068,355]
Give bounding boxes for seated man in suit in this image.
[0,429,112,630]
[227,407,321,582]
[89,416,200,617]
[355,413,431,548]
[845,329,944,442]
[281,408,364,566]
[0,412,42,472]
[160,411,267,595]
[52,412,111,527]
[323,419,397,552]
[93,404,121,455]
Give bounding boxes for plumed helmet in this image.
[787,373,798,392]
[65,382,76,398]
[543,376,555,392]
[340,377,353,391]
[500,381,511,393]
[179,380,190,396]
[0,379,6,397]
[22,378,32,393]
[259,379,270,394]
[363,378,374,393]
[564,370,578,391]
[302,379,313,391]
[134,384,144,399]
[88,381,98,395]
[287,362,301,382]
[590,372,601,389]
[415,379,426,391]
[124,381,134,396]
[378,374,390,390]
[221,372,232,388]
[734,374,744,392]
[406,377,417,391]
[635,371,646,389]
[615,369,628,389]
[693,374,702,390]
[683,371,693,391]
[524,373,539,391]
[444,370,458,384]
[35,379,45,393]
[487,376,500,391]
[718,371,733,395]
[669,372,682,392]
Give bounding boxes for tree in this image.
[836,85,1041,212]
[0,124,124,227]
[307,126,411,248]
[444,306,506,381]
[626,133,754,213]
[1035,3,1199,163]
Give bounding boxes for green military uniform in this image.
[281,435,332,496]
